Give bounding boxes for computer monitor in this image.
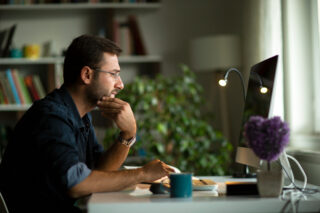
[234,55,279,177]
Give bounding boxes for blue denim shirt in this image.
[0,85,104,212]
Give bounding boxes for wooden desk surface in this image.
[87,176,320,213]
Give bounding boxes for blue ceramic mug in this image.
[169,173,192,198]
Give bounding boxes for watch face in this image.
[127,137,136,146]
[119,134,136,147]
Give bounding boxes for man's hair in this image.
[63,34,122,85]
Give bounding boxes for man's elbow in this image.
[67,180,91,199]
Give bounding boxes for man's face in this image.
[86,52,124,105]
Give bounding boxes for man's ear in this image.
[80,66,94,85]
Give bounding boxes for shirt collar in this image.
[59,84,89,130]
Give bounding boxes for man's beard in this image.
[85,80,120,106]
[85,80,108,107]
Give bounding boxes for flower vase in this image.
[257,169,283,197]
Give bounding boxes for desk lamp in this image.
[218,68,246,102]
[219,69,269,96]
[219,68,269,178]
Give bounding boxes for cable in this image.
[279,160,319,195]
[278,156,320,213]
[281,152,295,189]
[286,155,307,190]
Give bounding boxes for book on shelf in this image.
[0,71,15,104]
[0,24,16,58]
[32,75,46,99]
[119,21,133,55]
[11,69,25,104]
[16,70,32,104]
[111,15,147,56]
[5,69,21,104]
[24,75,40,102]
[128,15,147,55]
[0,81,6,104]
[112,17,120,46]
[0,76,9,104]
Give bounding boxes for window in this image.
[282,0,320,150]
[258,0,320,150]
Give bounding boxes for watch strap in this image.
[118,133,136,147]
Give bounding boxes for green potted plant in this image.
[103,64,233,175]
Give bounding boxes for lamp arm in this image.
[224,68,246,102]
[250,71,263,87]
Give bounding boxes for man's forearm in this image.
[68,168,144,198]
[69,159,174,199]
[96,140,130,171]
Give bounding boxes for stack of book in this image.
[0,69,46,105]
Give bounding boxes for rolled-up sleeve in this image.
[66,162,92,189]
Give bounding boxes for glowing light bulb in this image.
[260,86,268,94]
[219,79,227,87]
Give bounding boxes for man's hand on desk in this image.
[141,159,175,183]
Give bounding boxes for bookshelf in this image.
[0,1,162,110]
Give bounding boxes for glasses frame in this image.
[93,68,121,80]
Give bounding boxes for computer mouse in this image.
[149,183,170,194]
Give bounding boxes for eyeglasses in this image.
[94,69,121,80]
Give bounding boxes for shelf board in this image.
[0,55,161,65]
[119,55,162,63]
[0,57,64,65]
[0,104,31,111]
[0,2,161,10]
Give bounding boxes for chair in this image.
[0,192,9,213]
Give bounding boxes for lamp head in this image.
[217,68,246,102]
[219,79,227,87]
[260,86,268,94]
[251,71,269,94]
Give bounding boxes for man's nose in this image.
[115,76,124,90]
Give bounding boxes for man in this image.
[0,35,174,212]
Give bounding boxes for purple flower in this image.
[244,116,290,162]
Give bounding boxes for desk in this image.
[87,176,320,213]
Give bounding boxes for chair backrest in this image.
[0,192,9,213]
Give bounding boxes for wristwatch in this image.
[118,132,136,147]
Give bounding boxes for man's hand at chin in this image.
[97,96,136,139]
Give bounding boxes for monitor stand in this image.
[232,165,257,178]
[233,147,260,178]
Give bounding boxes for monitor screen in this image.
[239,55,279,146]
[234,55,279,173]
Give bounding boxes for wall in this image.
[141,0,245,146]
[140,0,243,74]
